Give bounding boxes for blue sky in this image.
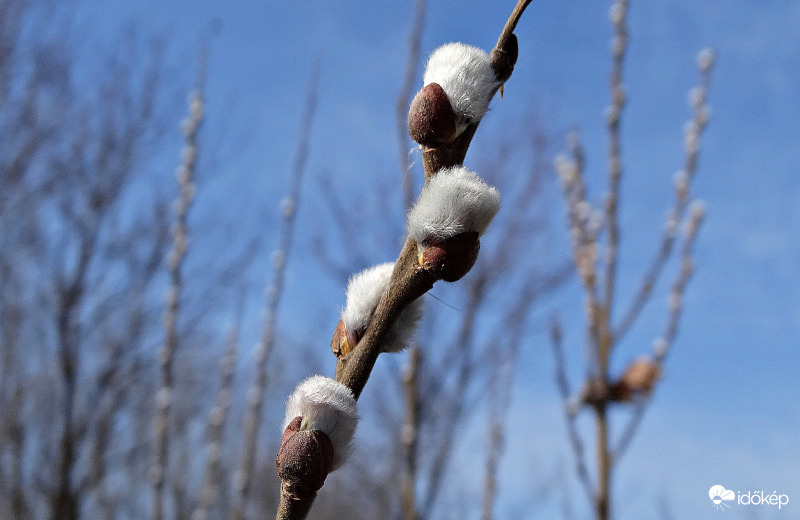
[73,1,800,518]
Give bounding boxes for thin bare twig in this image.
[549,316,594,502]
[613,52,714,344]
[479,278,537,520]
[233,63,320,520]
[153,89,203,520]
[398,4,427,518]
[193,298,244,520]
[612,202,704,462]
[401,346,421,520]
[602,0,628,329]
[396,0,427,211]
[593,3,630,517]
[419,280,485,514]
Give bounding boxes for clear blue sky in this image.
[74,1,800,518]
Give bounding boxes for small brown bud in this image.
[489,33,518,83]
[408,82,457,147]
[331,318,356,358]
[611,357,662,402]
[418,231,480,282]
[276,416,335,501]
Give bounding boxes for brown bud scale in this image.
[276,416,335,501]
[419,232,480,282]
[331,318,351,358]
[408,83,457,147]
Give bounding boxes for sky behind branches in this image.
[69,1,800,518]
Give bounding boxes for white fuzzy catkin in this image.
[341,263,424,353]
[407,166,500,244]
[282,375,358,470]
[423,42,500,133]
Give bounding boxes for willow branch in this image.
[613,51,714,343]
[555,135,602,370]
[152,89,202,520]
[602,0,628,331]
[276,4,535,519]
[396,0,427,211]
[193,303,243,520]
[479,276,537,520]
[334,0,533,398]
[612,202,704,462]
[549,316,594,503]
[401,346,421,520]
[232,63,319,520]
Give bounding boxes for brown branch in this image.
[419,278,485,514]
[276,3,536,519]
[594,403,611,520]
[398,7,427,516]
[334,0,534,396]
[592,4,630,516]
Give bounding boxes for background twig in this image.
[233,62,320,520]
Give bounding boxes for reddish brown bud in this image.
[331,319,352,358]
[408,82,457,147]
[490,33,518,83]
[610,358,662,402]
[331,318,362,358]
[276,416,335,501]
[418,231,480,282]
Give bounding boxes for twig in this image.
[612,202,704,462]
[192,299,243,520]
[479,278,536,520]
[602,0,628,326]
[396,0,427,211]
[549,316,594,503]
[334,0,533,398]
[554,135,602,368]
[275,3,536,519]
[401,346,421,520]
[398,5,427,517]
[232,63,320,520]
[613,50,714,343]
[593,4,630,517]
[152,89,202,520]
[419,280,484,514]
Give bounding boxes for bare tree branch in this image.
[153,88,203,520]
[237,61,320,520]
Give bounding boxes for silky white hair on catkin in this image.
[423,42,500,131]
[282,375,358,469]
[341,263,424,353]
[407,166,500,244]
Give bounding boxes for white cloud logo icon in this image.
[709,485,735,511]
